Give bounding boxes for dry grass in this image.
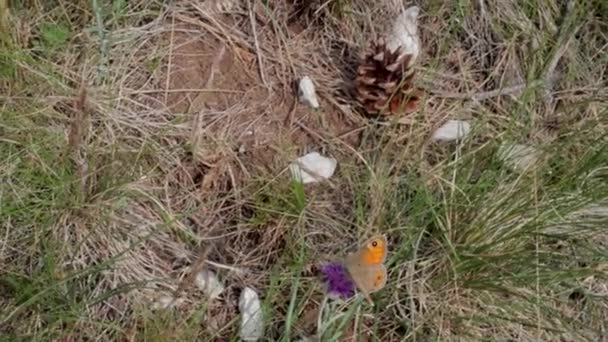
[1,0,608,340]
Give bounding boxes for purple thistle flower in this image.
[319,261,355,299]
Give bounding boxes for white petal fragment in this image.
[298,76,320,109]
[239,287,264,342]
[498,143,540,172]
[431,120,471,142]
[153,295,183,310]
[195,269,225,300]
[387,6,420,64]
[289,152,337,184]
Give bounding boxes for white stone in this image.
[431,120,471,142]
[194,269,224,300]
[387,6,420,65]
[298,76,320,109]
[239,287,264,341]
[289,152,337,184]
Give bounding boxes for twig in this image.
[247,0,268,87]
[284,94,298,128]
[164,14,175,105]
[205,260,246,275]
[478,0,487,18]
[126,88,243,95]
[352,303,361,341]
[205,45,226,89]
[68,84,89,197]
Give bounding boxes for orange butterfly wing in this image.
[356,235,387,266]
[348,264,387,293]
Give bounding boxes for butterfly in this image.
[344,235,388,304]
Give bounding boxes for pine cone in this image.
[356,38,422,116]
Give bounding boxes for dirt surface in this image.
[161,15,364,190]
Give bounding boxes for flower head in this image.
[319,261,355,299]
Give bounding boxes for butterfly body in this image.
[344,235,388,298]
